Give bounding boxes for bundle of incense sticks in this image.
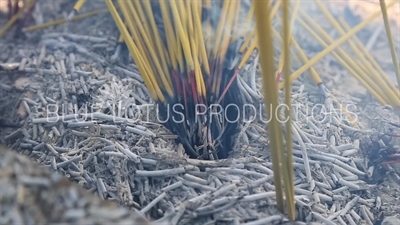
[105,0,257,160]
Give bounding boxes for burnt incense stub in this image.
[157,67,244,160]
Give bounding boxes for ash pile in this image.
[1,0,400,225]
